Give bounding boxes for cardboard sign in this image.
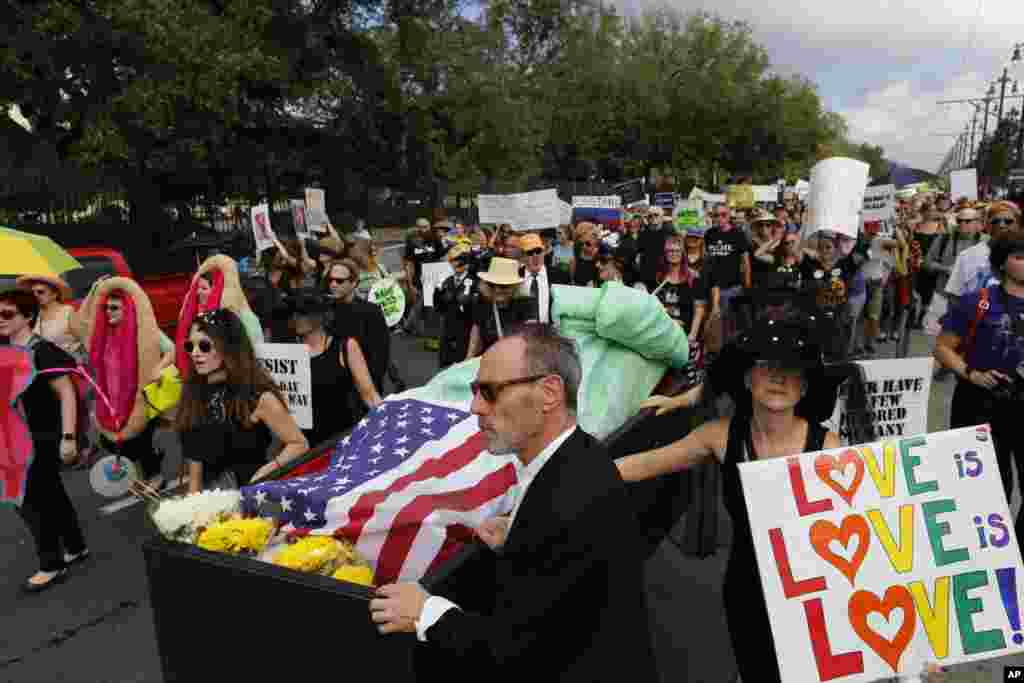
[803,157,870,240]
[726,185,756,209]
[572,195,622,209]
[304,188,329,233]
[477,189,561,231]
[559,200,573,226]
[254,344,312,429]
[827,358,932,445]
[368,278,406,328]
[739,425,1024,680]
[951,169,978,202]
[421,261,455,308]
[290,199,308,237]
[250,204,277,252]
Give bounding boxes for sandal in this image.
[21,568,69,594]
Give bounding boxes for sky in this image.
[612,0,1024,172]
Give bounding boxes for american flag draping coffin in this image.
[240,398,519,584]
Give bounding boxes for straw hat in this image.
[415,218,430,229]
[478,257,524,286]
[16,274,72,301]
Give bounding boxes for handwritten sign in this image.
[726,185,755,209]
[739,425,1024,680]
[803,157,870,240]
[421,261,454,308]
[654,192,677,212]
[477,189,562,231]
[828,358,932,444]
[254,344,312,429]
[304,188,329,233]
[368,278,406,328]
[291,199,308,237]
[951,169,978,202]
[572,195,622,209]
[250,204,276,252]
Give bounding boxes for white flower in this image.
[151,489,242,541]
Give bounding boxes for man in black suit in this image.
[517,232,570,325]
[371,324,657,683]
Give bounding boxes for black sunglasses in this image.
[0,309,19,320]
[991,218,1017,227]
[327,276,351,285]
[526,248,544,256]
[470,374,549,403]
[183,339,214,354]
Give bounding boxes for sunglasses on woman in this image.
[328,276,351,285]
[183,340,214,354]
[526,248,544,257]
[470,374,548,403]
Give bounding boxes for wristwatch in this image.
[61,433,75,442]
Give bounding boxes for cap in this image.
[518,233,544,252]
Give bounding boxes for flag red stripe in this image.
[423,523,476,578]
[373,465,517,584]
[340,430,491,542]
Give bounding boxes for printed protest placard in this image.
[674,199,704,231]
[654,192,677,212]
[368,278,406,328]
[250,204,276,252]
[421,261,454,308]
[254,344,312,429]
[291,199,308,237]
[951,169,979,202]
[304,188,329,233]
[863,185,896,223]
[726,185,755,209]
[827,358,932,445]
[739,425,1024,681]
[754,185,780,204]
[572,195,622,209]
[803,157,870,241]
[477,189,562,231]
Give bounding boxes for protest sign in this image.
[254,344,312,429]
[803,157,870,241]
[477,189,562,231]
[612,178,645,205]
[739,425,1024,680]
[304,188,329,233]
[421,261,454,308]
[559,200,573,226]
[572,206,623,229]
[290,199,308,237]
[753,185,780,204]
[726,184,755,209]
[250,204,276,252]
[827,358,932,444]
[572,195,622,209]
[368,278,406,328]
[653,192,677,212]
[951,169,979,202]
[863,185,896,223]
[673,199,703,231]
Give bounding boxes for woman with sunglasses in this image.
[572,223,601,287]
[175,309,308,493]
[943,202,1022,311]
[1,288,88,592]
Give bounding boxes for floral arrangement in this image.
[149,489,243,543]
[196,516,275,555]
[269,535,375,586]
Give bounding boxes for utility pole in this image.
[970,106,979,163]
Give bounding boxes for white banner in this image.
[753,185,781,204]
[290,199,309,237]
[255,343,312,429]
[250,204,277,252]
[477,188,562,231]
[304,188,329,233]
[826,358,932,445]
[572,195,622,209]
[421,261,455,308]
[803,157,871,241]
[559,200,573,225]
[739,425,1024,681]
[951,169,979,202]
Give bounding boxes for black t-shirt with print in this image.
[21,337,74,446]
[704,227,751,289]
[653,276,707,328]
[404,238,446,287]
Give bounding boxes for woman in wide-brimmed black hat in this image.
[616,306,871,683]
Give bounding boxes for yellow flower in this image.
[197,518,274,554]
[333,565,375,587]
[273,536,344,573]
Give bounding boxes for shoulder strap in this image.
[805,422,828,453]
[962,287,991,360]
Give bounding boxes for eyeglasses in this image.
[183,339,214,354]
[31,288,48,296]
[105,304,122,312]
[526,248,544,256]
[0,309,19,321]
[991,218,1017,227]
[470,374,549,403]
[327,277,351,285]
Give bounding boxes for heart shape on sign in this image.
[810,515,870,586]
[849,586,916,672]
[815,450,865,506]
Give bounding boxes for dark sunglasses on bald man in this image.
[470,374,549,403]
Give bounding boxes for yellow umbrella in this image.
[0,226,82,277]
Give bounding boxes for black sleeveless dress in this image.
[305,336,360,449]
[720,414,827,682]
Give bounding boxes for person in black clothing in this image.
[518,232,570,323]
[324,258,390,393]
[617,215,643,285]
[1,288,87,593]
[434,244,477,368]
[704,206,752,338]
[637,209,676,285]
[572,223,601,287]
[402,219,447,335]
[465,257,532,359]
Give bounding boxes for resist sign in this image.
[739,426,1024,680]
[254,343,312,429]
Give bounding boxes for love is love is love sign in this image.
[739,425,1024,680]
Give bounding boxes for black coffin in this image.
[143,373,696,682]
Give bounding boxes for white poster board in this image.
[572,195,622,209]
[863,185,897,238]
[559,200,573,226]
[250,204,277,252]
[951,169,979,202]
[477,189,562,231]
[255,344,312,429]
[803,157,871,240]
[826,358,932,445]
[290,199,308,237]
[421,260,455,308]
[754,185,781,204]
[739,425,1024,681]
[304,188,329,233]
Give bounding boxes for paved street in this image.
[2,266,1023,682]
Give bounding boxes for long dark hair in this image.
[656,234,695,286]
[173,308,285,432]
